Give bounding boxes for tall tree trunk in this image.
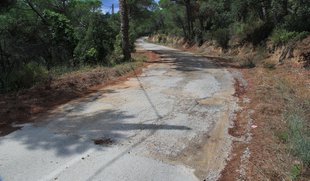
[119,0,131,60]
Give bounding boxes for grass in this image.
[239,54,256,68]
[1,52,148,94]
[276,77,310,179]
[284,110,310,165]
[239,58,256,68]
[240,66,309,180]
[263,62,276,70]
[275,130,289,143]
[50,53,147,78]
[290,164,302,180]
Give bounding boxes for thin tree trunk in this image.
[184,0,192,40]
[25,0,48,24]
[119,0,131,60]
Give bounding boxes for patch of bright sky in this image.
[101,0,159,13]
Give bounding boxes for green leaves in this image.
[43,10,75,44]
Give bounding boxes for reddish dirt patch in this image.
[221,66,310,180]
[219,73,250,181]
[0,51,159,136]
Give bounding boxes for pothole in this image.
[93,138,114,146]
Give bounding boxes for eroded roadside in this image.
[0,51,159,136]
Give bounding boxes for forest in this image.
[0,0,309,180]
[1,0,309,92]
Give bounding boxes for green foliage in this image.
[239,59,256,68]
[74,13,116,65]
[263,62,276,70]
[245,22,274,45]
[282,0,310,32]
[275,130,289,143]
[8,62,48,90]
[270,29,309,45]
[0,0,122,92]
[1,0,310,92]
[43,10,77,66]
[153,0,309,48]
[213,28,230,48]
[230,20,266,43]
[43,10,76,45]
[290,164,302,180]
[239,54,256,68]
[284,112,310,166]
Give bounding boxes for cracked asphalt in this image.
[0,38,238,181]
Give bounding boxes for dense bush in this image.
[213,28,230,48]
[245,23,274,46]
[74,13,116,65]
[152,0,310,48]
[0,0,120,92]
[4,62,48,91]
[270,29,309,46]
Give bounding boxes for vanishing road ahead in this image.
[0,39,238,181]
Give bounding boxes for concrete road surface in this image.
[0,38,238,181]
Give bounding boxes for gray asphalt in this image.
[0,38,238,181]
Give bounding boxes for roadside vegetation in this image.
[241,66,310,180]
[0,0,155,93]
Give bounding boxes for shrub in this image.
[230,22,248,41]
[290,164,302,180]
[74,13,116,65]
[9,62,48,90]
[240,59,256,68]
[245,22,274,46]
[230,20,273,46]
[263,62,276,70]
[270,29,309,46]
[213,28,230,48]
[239,54,256,68]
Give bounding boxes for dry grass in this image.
[242,66,310,180]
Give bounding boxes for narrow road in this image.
[0,39,238,181]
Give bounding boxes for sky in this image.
[101,0,159,13]
[101,0,119,13]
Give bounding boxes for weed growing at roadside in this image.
[263,62,276,70]
[239,55,256,68]
[290,164,302,180]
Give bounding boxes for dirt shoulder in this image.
[220,65,309,181]
[0,51,160,136]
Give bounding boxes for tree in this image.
[119,0,131,60]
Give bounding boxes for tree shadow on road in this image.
[0,106,190,157]
[150,49,219,72]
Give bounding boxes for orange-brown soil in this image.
[0,51,160,136]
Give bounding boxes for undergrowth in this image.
[277,78,310,179]
[270,29,309,46]
[0,54,147,94]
